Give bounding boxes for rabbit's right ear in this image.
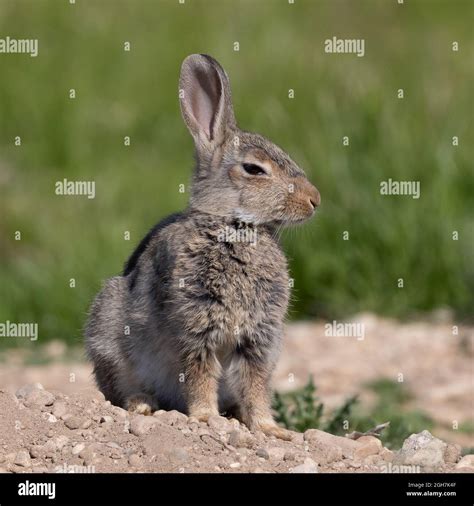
[179,54,236,154]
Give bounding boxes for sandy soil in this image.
[0,314,472,474]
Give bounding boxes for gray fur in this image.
[85,54,320,437]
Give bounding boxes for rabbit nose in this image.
[309,187,321,209]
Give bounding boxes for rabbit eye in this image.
[242,163,267,176]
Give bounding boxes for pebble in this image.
[52,402,68,419]
[80,447,97,465]
[444,443,462,464]
[42,413,57,423]
[15,383,44,398]
[29,446,44,459]
[380,447,394,462]
[130,415,160,436]
[100,416,113,424]
[283,450,297,461]
[37,440,57,458]
[64,416,82,430]
[455,454,474,470]
[228,430,254,449]
[267,447,286,461]
[290,457,318,474]
[128,454,142,467]
[354,436,382,460]
[72,443,86,455]
[168,448,189,462]
[256,448,269,460]
[53,435,69,450]
[155,410,188,427]
[31,466,49,473]
[23,389,55,408]
[395,430,447,469]
[111,406,128,419]
[304,429,359,459]
[229,462,241,469]
[14,450,31,468]
[207,415,233,433]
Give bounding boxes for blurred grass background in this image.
[0,0,472,346]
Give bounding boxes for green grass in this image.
[273,377,434,449]
[0,0,472,345]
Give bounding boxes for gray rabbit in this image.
[85,54,320,440]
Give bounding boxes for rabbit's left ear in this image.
[179,54,236,149]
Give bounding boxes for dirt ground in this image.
[0,314,472,474]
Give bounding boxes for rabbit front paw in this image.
[125,393,155,416]
[254,422,294,441]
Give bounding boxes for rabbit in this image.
[85,54,320,441]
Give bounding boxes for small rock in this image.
[229,462,241,469]
[106,442,121,450]
[130,415,160,436]
[155,410,188,427]
[283,450,297,461]
[52,401,68,419]
[347,459,362,468]
[354,436,383,460]
[72,443,86,455]
[290,457,318,474]
[168,448,189,462]
[380,447,394,462]
[395,430,447,469]
[207,415,234,433]
[267,447,286,461]
[444,443,462,464]
[31,466,49,474]
[100,416,113,424]
[128,454,142,467]
[80,447,97,465]
[42,440,57,457]
[256,448,269,460]
[236,451,248,463]
[228,430,254,449]
[455,454,474,469]
[291,432,305,444]
[53,435,69,450]
[45,413,58,423]
[23,389,55,408]
[304,429,359,459]
[15,383,44,399]
[29,446,44,459]
[111,406,128,419]
[64,416,82,430]
[197,428,211,437]
[14,451,31,468]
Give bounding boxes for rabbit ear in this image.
[179,54,236,150]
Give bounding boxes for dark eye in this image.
[242,163,267,176]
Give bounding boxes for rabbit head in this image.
[179,54,320,226]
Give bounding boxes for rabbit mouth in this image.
[274,213,316,226]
